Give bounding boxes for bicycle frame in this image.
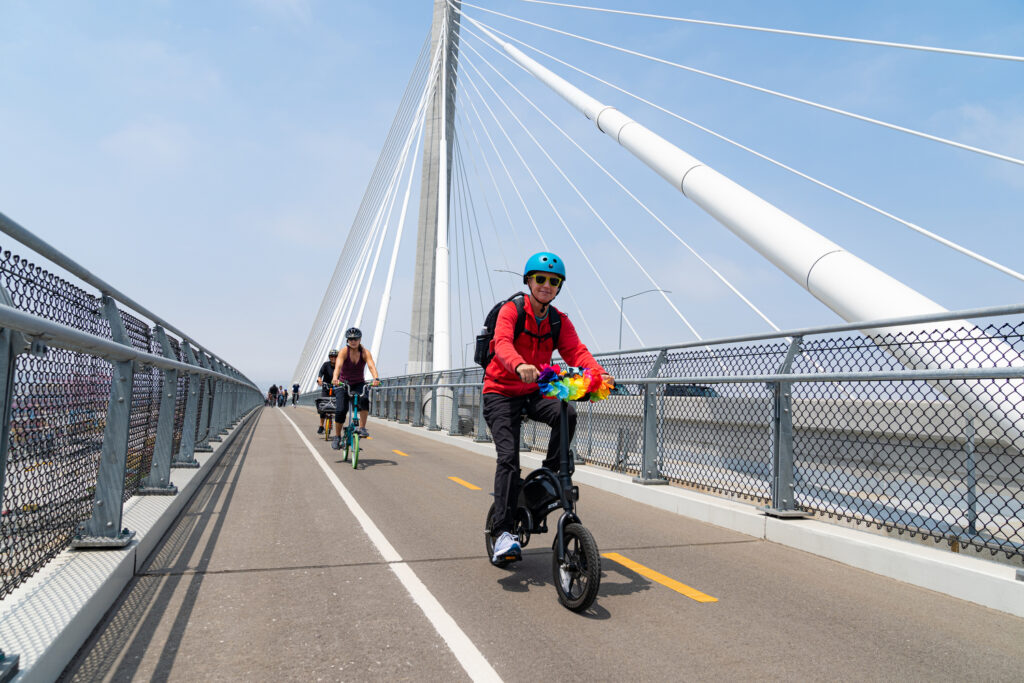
[512,399,582,562]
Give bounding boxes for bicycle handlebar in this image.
[331,381,374,397]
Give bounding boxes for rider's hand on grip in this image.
[516,363,540,384]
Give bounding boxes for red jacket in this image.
[483,300,605,396]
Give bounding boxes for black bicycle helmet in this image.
[328,349,339,357]
[345,327,362,340]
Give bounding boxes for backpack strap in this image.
[512,295,527,342]
[549,306,562,350]
[516,300,562,345]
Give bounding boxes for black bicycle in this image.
[484,374,616,612]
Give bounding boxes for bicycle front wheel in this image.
[324,418,332,441]
[553,523,601,612]
[351,433,360,469]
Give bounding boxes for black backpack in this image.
[474,292,562,370]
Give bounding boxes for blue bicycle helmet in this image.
[523,252,566,284]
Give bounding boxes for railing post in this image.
[413,380,424,427]
[139,326,178,495]
[448,380,461,436]
[194,352,214,453]
[208,359,224,442]
[633,349,668,485]
[0,285,27,544]
[428,376,440,431]
[172,342,202,468]
[399,385,410,424]
[73,296,136,547]
[763,336,807,517]
[0,648,19,683]
[474,383,490,442]
[964,410,978,535]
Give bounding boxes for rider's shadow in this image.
[495,553,655,619]
[598,561,654,598]
[337,457,397,468]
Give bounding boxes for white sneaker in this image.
[491,532,521,563]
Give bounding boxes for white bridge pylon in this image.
[295,0,1024,431]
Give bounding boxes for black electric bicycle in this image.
[333,382,370,469]
[484,377,615,612]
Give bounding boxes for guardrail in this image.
[371,304,1024,565]
[0,212,263,618]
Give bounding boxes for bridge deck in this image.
[60,406,1024,681]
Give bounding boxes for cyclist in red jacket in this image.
[483,252,612,564]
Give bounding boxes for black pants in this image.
[483,391,576,536]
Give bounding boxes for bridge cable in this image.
[455,101,525,256]
[459,69,633,345]
[511,0,1024,62]
[296,36,435,383]
[306,35,434,347]
[314,36,440,357]
[353,67,443,334]
[337,55,443,350]
[371,86,431,363]
[456,112,514,274]
[454,136,498,305]
[461,45,703,342]
[455,93,602,348]
[451,141,477,331]
[457,4,1024,168]
[465,16,1024,287]
[454,136,495,316]
[453,136,474,358]
[461,26,783,330]
[297,34,441,386]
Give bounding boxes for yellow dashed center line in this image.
[448,476,481,491]
[393,449,409,457]
[603,552,718,603]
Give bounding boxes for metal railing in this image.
[0,212,263,603]
[373,305,1024,564]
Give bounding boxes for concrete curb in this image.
[381,419,1024,619]
[0,408,259,683]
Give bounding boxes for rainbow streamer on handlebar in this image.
[537,365,613,402]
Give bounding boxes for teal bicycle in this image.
[332,382,370,469]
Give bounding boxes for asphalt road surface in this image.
[61,406,1024,682]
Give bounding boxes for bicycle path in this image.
[61,406,1024,681]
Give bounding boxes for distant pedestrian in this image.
[268,384,279,408]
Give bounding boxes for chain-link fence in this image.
[0,217,263,601]
[375,310,1024,565]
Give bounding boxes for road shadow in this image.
[58,411,261,682]
[494,548,652,620]
[348,457,397,469]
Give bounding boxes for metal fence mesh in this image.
[0,249,114,598]
[378,320,1024,564]
[0,244,259,599]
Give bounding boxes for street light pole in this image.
[394,330,430,376]
[618,289,672,351]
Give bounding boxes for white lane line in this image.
[279,411,502,682]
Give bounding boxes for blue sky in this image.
[2,1,1022,389]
